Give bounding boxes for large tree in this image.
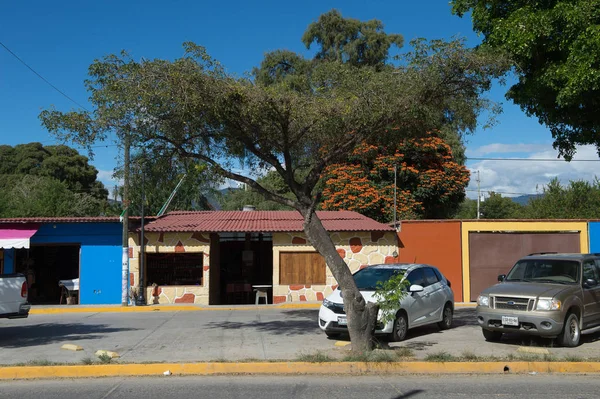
[321,132,470,222]
[40,12,506,351]
[452,0,600,159]
[523,178,600,219]
[0,143,109,217]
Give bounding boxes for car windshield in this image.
[505,259,580,284]
[352,267,404,290]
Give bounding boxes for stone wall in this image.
[128,231,211,305]
[272,231,399,304]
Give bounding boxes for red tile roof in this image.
[143,211,393,233]
[0,216,122,224]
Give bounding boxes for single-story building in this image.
[0,217,122,305]
[128,210,399,305]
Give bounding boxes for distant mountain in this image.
[511,194,543,206]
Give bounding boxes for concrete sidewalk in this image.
[2,306,600,379]
[29,302,476,314]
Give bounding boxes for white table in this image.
[252,285,272,305]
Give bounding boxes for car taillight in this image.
[21,282,28,298]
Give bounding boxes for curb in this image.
[29,302,476,315]
[29,303,322,314]
[0,361,599,380]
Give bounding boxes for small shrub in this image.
[460,351,479,361]
[81,357,94,365]
[394,347,414,358]
[424,351,455,362]
[97,353,113,364]
[297,352,334,363]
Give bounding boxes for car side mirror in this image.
[409,284,424,293]
[584,278,598,288]
[498,274,506,282]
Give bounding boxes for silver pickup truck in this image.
[0,273,31,319]
[476,253,600,347]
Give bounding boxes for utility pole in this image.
[476,170,481,220]
[121,134,131,306]
[137,166,146,305]
[393,164,397,230]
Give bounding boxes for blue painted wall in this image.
[31,223,122,305]
[3,248,15,273]
[589,222,600,253]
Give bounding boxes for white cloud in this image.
[97,169,122,188]
[467,143,552,156]
[466,144,600,199]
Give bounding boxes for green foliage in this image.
[454,192,523,219]
[302,9,403,68]
[219,170,294,211]
[0,143,109,217]
[480,192,524,219]
[372,271,409,324]
[120,149,217,216]
[522,178,600,219]
[451,0,600,159]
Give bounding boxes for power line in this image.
[0,40,89,111]
[467,157,600,162]
[466,189,538,196]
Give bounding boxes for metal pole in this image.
[476,170,481,220]
[137,169,146,305]
[121,135,130,306]
[393,164,397,230]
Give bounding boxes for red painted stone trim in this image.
[292,236,307,244]
[175,241,185,253]
[174,293,195,303]
[349,237,362,253]
[273,295,287,304]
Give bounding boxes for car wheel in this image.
[558,313,581,347]
[482,328,502,342]
[391,312,408,342]
[437,304,453,330]
[325,332,341,339]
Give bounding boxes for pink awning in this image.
[0,224,39,249]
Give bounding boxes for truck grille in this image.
[493,296,534,311]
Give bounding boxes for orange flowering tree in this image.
[321,132,470,222]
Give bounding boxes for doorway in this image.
[15,245,80,304]
[217,232,273,305]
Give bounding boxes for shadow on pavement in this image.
[0,323,138,348]
[452,308,477,327]
[392,390,424,399]
[204,309,320,336]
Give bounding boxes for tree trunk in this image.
[299,208,379,352]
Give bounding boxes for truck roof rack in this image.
[527,252,558,256]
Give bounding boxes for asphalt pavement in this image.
[1,375,598,399]
[2,307,600,364]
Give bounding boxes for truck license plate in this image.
[502,316,519,326]
[338,316,347,326]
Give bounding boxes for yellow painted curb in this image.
[60,344,83,351]
[30,303,321,315]
[334,341,352,347]
[1,362,600,380]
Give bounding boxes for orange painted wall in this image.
[397,221,463,302]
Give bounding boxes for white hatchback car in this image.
[318,263,454,341]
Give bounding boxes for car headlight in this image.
[477,295,489,307]
[536,298,561,311]
[322,298,336,311]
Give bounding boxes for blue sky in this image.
[2,0,597,199]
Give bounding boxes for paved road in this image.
[0,375,598,399]
[2,308,600,364]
